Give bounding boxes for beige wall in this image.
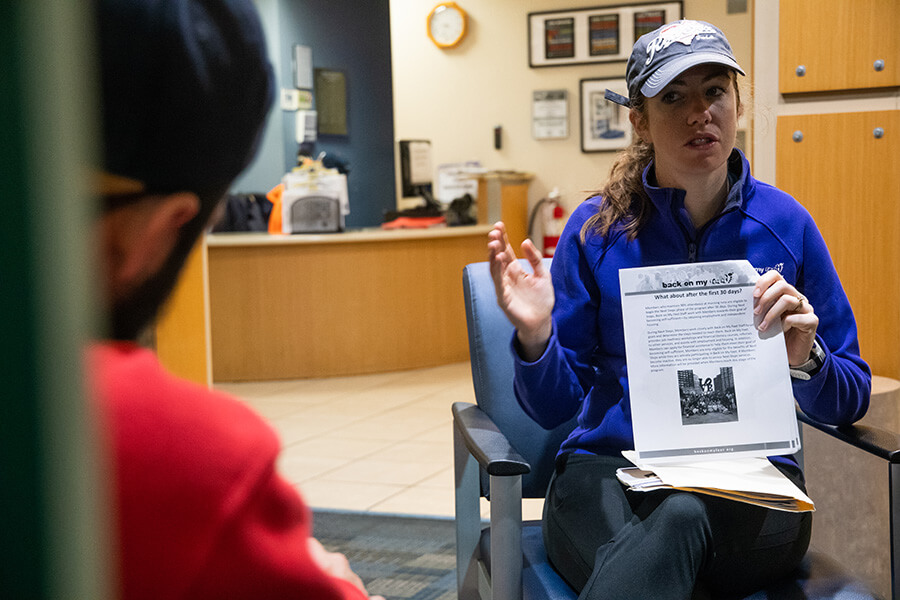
[390,0,754,227]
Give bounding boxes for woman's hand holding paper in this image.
[753,270,819,367]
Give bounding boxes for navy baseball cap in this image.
[606,20,744,107]
[97,0,275,196]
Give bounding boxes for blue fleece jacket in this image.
[513,150,870,468]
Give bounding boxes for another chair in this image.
[454,260,897,600]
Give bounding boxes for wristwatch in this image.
[789,340,826,380]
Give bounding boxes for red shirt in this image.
[89,342,367,600]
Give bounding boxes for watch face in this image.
[429,4,465,47]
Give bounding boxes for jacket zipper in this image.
[665,163,742,264]
[671,201,700,263]
[690,208,742,263]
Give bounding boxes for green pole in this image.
[0,2,111,598]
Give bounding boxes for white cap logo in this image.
[644,21,717,65]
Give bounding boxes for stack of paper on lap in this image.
[617,451,814,513]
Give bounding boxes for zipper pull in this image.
[688,242,698,262]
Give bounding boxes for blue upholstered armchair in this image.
[454,260,897,600]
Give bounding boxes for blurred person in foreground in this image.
[89,1,381,598]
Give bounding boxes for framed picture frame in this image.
[528,2,682,68]
[580,78,632,152]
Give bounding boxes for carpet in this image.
[312,510,458,600]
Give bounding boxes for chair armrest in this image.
[796,406,900,463]
[453,402,531,476]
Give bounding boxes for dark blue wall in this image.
[279,0,396,228]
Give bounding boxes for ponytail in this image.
[580,94,654,243]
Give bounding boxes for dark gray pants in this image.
[543,453,812,600]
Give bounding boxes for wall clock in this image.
[427,2,468,49]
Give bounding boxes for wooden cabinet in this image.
[206,227,491,381]
[779,0,900,94]
[775,0,900,380]
[764,4,900,595]
[776,110,900,379]
[157,227,492,382]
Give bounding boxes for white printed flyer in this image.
[619,260,801,464]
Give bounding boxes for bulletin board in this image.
[314,69,348,136]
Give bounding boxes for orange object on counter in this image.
[266,183,284,234]
[381,216,447,229]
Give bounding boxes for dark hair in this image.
[581,71,742,242]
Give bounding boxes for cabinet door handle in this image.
[792,130,804,142]
[795,65,806,77]
[874,127,884,139]
[874,59,885,72]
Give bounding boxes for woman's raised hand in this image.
[487,222,554,361]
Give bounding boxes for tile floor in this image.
[216,361,545,519]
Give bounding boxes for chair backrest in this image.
[462,260,577,499]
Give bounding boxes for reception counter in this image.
[156,225,492,382]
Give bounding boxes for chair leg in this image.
[455,424,482,600]
[490,474,523,600]
[891,461,899,600]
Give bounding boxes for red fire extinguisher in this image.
[542,189,565,257]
